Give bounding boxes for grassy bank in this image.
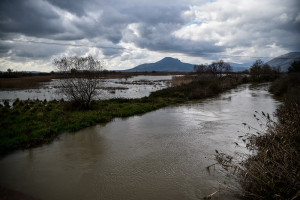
[0,75,245,155]
[216,73,300,199]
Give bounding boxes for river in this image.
[0,83,279,200]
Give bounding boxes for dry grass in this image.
[171,75,196,86]
[214,108,299,199]
[212,74,300,200]
[0,75,56,90]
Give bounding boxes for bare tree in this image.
[54,56,103,108]
[194,60,232,78]
[209,60,232,78]
[194,64,208,75]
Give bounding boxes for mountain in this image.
[124,57,250,72]
[228,62,252,72]
[124,57,194,72]
[266,52,300,72]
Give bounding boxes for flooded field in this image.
[0,75,173,102]
[0,84,279,200]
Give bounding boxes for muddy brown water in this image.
[0,84,279,200]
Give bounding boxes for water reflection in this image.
[0,84,280,200]
[0,75,172,102]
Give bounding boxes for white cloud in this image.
[0,0,299,71]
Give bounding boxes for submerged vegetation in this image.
[0,75,245,155]
[215,72,300,199]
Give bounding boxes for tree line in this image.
[194,60,232,78]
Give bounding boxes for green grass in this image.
[0,75,245,155]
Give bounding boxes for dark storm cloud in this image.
[125,23,224,55]
[0,0,200,59]
[0,0,300,71]
[0,41,12,55]
[0,0,64,38]
[47,0,90,16]
[13,43,66,59]
[121,4,187,24]
[0,40,66,60]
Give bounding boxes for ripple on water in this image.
[0,84,280,200]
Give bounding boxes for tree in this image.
[194,64,208,74]
[250,59,280,81]
[54,56,103,108]
[208,60,232,78]
[288,61,300,73]
[250,59,264,80]
[194,60,232,78]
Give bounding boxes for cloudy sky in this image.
[0,0,299,72]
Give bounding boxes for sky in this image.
[0,0,299,72]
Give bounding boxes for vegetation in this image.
[214,72,300,199]
[0,70,51,79]
[171,75,196,86]
[54,56,103,108]
[249,59,280,82]
[288,60,300,73]
[0,75,245,155]
[194,60,232,78]
[0,75,55,90]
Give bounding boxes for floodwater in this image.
[0,75,172,102]
[0,84,279,200]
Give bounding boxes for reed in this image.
[213,73,300,200]
[0,75,55,90]
[171,75,196,86]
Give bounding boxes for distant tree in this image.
[7,68,12,73]
[194,60,232,78]
[54,56,103,108]
[250,59,263,74]
[242,69,250,74]
[250,59,280,81]
[194,64,208,74]
[208,60,232,78]
[70,68,77,74]
[288,61,300,73]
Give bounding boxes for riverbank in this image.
[0,75,245,155]
[216,73,300,199]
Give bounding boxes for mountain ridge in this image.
[266,52,300,71]
[122,52,300,72]
[124,57,249,72]
[124,57,194,72]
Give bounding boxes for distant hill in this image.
[266,52,300,72]
[228,62,252,72]
[124,57,251,72]
[124,57,194,72]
